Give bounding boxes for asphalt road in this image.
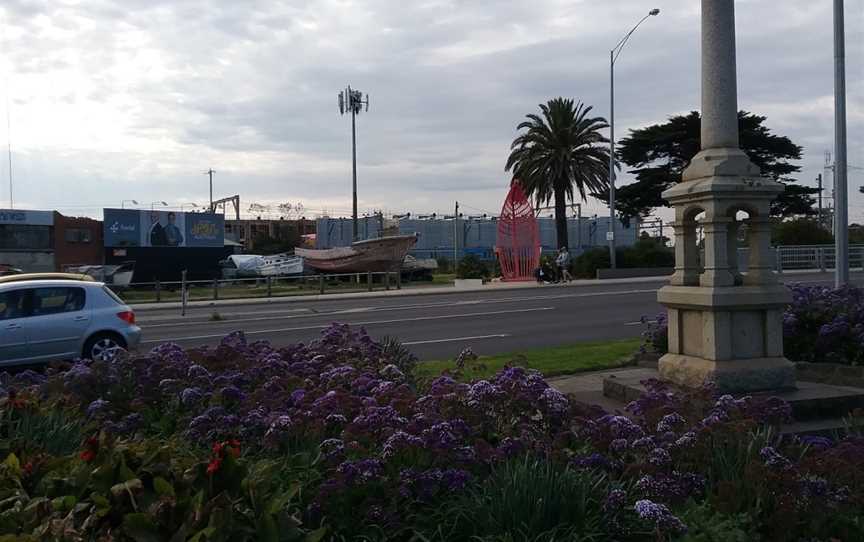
[133,271,863,361]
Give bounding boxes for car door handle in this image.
[73,316,89,322]
[4,323,21,330]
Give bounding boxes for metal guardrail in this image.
[731,245,864,272]
[116,271,404,304]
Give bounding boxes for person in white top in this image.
[555,247,573,283]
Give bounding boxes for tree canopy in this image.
[595,111,817,224]
[505,98,610,249]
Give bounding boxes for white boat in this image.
[221,254,304,278]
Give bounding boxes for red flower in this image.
[80,436,99,462]
[206,457,222,475]
[22,461,34,477]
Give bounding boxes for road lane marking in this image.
[141,306,554,344]
[141,289,658,328]
[403,334,509,345]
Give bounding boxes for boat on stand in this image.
[295,234,418,273]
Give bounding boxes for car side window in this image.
[31,287,86,316]
[0,289,28,321]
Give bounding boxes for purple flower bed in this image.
[2,324,864,540]
[643,285,864,366]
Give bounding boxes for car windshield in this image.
[102,286,125,305]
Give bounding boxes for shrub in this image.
[772,218,833,246]
[456,254,490,279]
[642,285,864,366]
[572,239,674,279]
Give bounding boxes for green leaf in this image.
[153,477,175,498]
[305,527,328,542]
[90,492,110,509]
[188,526,216,542]
[3,453,20,474]
[111,478,143,498]
[122,513,162,542]
[265,484,301,516]
[50,495,77,512]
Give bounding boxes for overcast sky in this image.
[1,0,862,221]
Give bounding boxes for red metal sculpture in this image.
[496,180,540,281]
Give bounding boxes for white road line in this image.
[141,288,658,328]
[403,334,509,345]
[142,306,554,344]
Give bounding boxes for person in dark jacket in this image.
[149,211,168,246]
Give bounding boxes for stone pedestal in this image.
[656,0,797,394]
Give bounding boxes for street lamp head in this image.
[131,200,139,205]
[649,8,660,16]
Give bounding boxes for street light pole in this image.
[205,169,215,212]
[608,9,660,269]
[833,0,848,287]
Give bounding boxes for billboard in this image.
[0,209,54,226]
[104,209,224,248]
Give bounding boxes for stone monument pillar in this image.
[657,0,795,393]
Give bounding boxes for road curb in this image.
[129,276,675,312]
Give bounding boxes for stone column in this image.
[700,218,734,287]
[701,0,739,150]
[745,218,777,285]
[670,221,700,286]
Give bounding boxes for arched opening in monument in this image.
[725,207,755,286]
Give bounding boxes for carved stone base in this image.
[659,353,796,393]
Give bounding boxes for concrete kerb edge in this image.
[129,275,674,313]
[128,269,843,313]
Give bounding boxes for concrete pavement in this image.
[133,271,861,361]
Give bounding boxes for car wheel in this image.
[83,333,127,362]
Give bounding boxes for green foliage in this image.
[417,458,608,541]
[597,111,815,224]
[772,218,833,246]
[571,238,673,278]
[679,503,761,542]
[506,97,611,249]
[456,254,491,279]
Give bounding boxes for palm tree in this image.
[505,98,611,250]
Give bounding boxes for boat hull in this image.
[296,235,417,273]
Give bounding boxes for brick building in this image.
[53,213,104,270]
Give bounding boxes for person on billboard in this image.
[164,212,184,247]
[148,211,168,246]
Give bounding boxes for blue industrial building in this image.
[315,216,639,260]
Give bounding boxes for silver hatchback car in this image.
[0,276,141,365]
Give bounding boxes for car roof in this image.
[0,279,106,290]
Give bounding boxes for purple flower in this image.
[603,488,628,513]
[220,385,244,403]
[86,398,110,418]
[180,387,204,407]
[382,430,424,460]
[610,438,629,453]
[656,413,686,433]
[634,500,687,534]
[539,387,569,416]
[649,447,672,467]
[674,431,697,448]
[289,388,306,405]
[760,446,792,470]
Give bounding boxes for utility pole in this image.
[338,86,370,242]
[834,0,849,286]
[454,201,460,268]
[205,169,214,212]
[817,173,823,228]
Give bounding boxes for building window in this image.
[0,225,53,250]
[64,228,93,244]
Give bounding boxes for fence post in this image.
[155,280,161,303]
[396,270,402,290]
[776,248,783,274]
[267,276,272,297]
[319,274,325,295]
[367,271,373,292]
[818,247,826,272]
[385,272,391,291]
[213,279,219,300]
[181,270,188,317]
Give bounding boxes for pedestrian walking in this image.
[556,247,573,283]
